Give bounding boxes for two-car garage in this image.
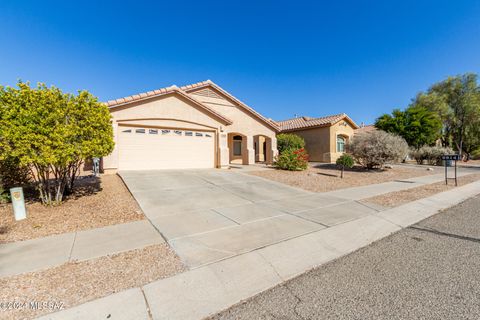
[117,125,216,170]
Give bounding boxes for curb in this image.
[37,180,480,320]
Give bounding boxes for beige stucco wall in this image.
[103,89,278,170]
[190,92,276,137]
[283,119,356,163]
[103,93,224,170]
[328,120,355,163]
[189,88,277,166]
[286,127,331,162]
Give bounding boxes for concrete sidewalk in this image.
[37,180,480,320]
[0,220,164,277]
[3,168,476,276]
[325,169,476,200]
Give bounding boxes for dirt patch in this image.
[0,174,144,243]
[362,173,480,208]
[0,244,185,320]
[249,164,438,193]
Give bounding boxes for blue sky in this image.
[1,1,479,124]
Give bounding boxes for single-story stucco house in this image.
[102,80,279,171]
[277,114,359,163]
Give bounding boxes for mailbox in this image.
[10,187,27,221]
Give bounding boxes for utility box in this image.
[10,187,27,221]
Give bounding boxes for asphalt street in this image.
[210,194,480,320]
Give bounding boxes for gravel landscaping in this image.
[0,243,185,320]
[249,163,437,193]
[362,173,480,208]
[0,174,144,243]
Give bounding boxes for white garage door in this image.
[118,126,215,170]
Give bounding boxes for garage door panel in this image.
[118,127,215,170]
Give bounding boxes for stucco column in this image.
[272,136,278,158]
[103,122,119,170]
[246,135,255,165]
[254,136,260,162]
[219,133,230,168]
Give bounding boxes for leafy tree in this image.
[375,105,442,149]
[0,82,114,205]
[417,73,480,157]
[276,133,306,154]
[336,154,354,178]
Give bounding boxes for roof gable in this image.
[105,86,233,125]
[181,80,280,132]
[278,113,359,132]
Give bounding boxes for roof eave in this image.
[182,81,280,132]
[106,89,233,126]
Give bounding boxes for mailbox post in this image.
[441,154,460,186]
[92,157,100,177]
[10,187,27,221]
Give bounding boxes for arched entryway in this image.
[253,135,273,164]
[228,133,247,164]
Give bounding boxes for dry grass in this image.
[250,163,438,193]
[0,244,185,320]
[362,173,480,208]
[0,174,144,243]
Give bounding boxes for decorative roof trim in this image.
[105,86,233,125]
[278,113,359,132]
[180,80,280,132]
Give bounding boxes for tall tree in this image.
[419,73,480,156]
[375,106,442,149]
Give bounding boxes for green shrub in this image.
[336,154,354,178]
[472,148,480,160]
[0,184,8,203]
[0,82,114,205]
[349,130,409,169]
[277,133,306,154]
[410,146,454,165]
[275,148,309,171]
[0,156,31,189]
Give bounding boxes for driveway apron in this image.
[119,169,374,268]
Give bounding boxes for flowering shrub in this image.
[275,148,309,171]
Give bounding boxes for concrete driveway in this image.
[120,169,377,268]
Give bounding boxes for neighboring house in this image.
[354,124,376,136]
[278,114,359,163]
[103,80,279,171]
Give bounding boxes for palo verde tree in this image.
[0,82,114,205]
[414,73,480,158]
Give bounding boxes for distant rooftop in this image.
[277,113,358,131]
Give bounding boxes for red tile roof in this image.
[355,124,376,135]
[105,85,233,125]
[278,113,358,132]
[105,80,279,131]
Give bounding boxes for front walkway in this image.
[0,220,163,277]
